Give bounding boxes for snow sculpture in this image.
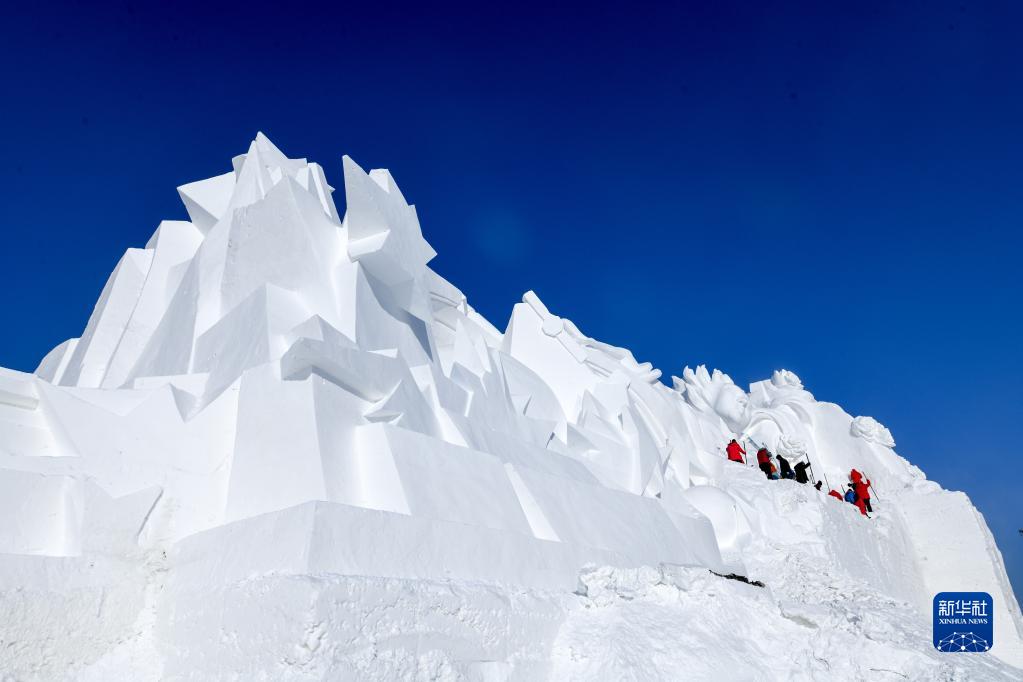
[771,368,803,390]
[676,365,751,434]
[741,369,816,456]
[0,133,719,579]
[504,290,679,497]
[775,432,807,458]
[851,415,897,448]
[0,134,1020,678]
[680,485,752,553]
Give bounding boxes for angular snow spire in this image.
[177,172,236,234]
[343,155,436,268]
[343,155,436,320]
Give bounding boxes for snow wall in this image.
[1,134,1020,680]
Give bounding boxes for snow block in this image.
[0,469,82,555]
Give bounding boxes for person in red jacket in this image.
[756,448,772,479]
[726,439,746,464]
[854,477,873,513]
[846,484,869,517]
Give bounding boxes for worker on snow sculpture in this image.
[756,447,773,479]
[843,485,856,504]
[845,484,869,517]
[853,476,873,513]
[794,461,810,484]
[776,453,795,480]
[726,439,746,463]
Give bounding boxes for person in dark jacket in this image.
[726,439,746,463]
[756,448,772,479]
[794,461,810,484]
[815,481,823,491]
[776,454,795,480]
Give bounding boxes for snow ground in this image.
[553,562,1020,682]
[5,468,1018,681]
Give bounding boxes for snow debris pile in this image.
[0,134,1020,680]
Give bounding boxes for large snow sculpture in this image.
[0,133,721,582]
[0,134,1020,678]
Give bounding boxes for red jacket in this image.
[854,479,871,500]
[757,449,770,465]
[726,442,746,462]
[850,469,863,484]
[854,498,869,517]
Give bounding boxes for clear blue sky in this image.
[2,2,1020,602]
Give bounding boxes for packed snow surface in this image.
[1,134,1021,680]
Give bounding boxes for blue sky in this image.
[2,2,1021,602]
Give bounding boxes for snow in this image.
[852,415,897,448]
[0,133,1020,680]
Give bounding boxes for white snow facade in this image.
[1,134,1021,680]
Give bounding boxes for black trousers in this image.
[759,463,772,479]
[863,499,873,513]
